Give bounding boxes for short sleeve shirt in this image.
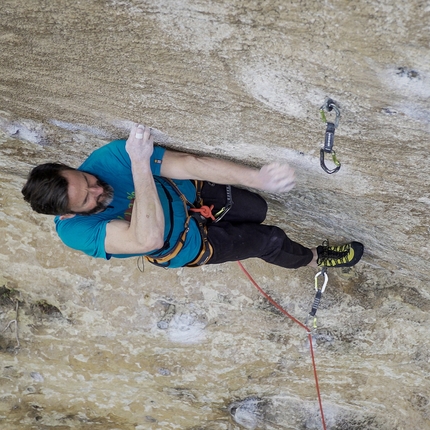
[54,140,201,268]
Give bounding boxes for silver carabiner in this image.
[314,268,328,293]
[320,98,341,128]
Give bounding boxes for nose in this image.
[89,184,104,199]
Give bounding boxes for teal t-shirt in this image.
[54,140,202,268]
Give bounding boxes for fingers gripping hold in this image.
[258,162,296,193]
[126,124,154,161]
[135,124,148,140]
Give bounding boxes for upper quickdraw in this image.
[320,98,341,174]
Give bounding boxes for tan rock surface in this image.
[1,0,429,428]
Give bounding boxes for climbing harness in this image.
[237,261,327,430]
[144,179,212,268]
[306,267,329,329]
[320,98,341,174]
[144,180,234,268]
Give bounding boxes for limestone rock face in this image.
[1,0,429,429]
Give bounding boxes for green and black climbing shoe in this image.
[317,240,364,268]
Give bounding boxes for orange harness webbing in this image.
[144,179,214,267]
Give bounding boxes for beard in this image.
[77,178,114,216]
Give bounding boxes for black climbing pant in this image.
[200,182,314,269]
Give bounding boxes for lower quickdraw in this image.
[306,267,328,329]
[320,98,341,174]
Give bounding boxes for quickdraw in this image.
[320,98,341,174]
[306,267,328,329]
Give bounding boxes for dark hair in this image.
[22,163,75,215]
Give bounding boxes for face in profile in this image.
[60,170,114,216]
[80,177,114,215]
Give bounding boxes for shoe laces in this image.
[319,241,351,265]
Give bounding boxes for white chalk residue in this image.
[167,314,206,344]
[240,63,325,118]
[380,67,430,99]
[418,197,430,206]
[0,117,46,144]
[230,398,264,430]
[50,119,111,138]
[110,0,232,53]
[378,67,430,126]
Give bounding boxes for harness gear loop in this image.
[319,98,341,174]
[214,185,233,222]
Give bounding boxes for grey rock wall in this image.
[0,0,429,428]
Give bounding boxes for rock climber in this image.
[22,124,364,269]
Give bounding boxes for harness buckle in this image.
[320,98,341,174]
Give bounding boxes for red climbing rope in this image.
[237,261,327,430]
[189,204,216,220]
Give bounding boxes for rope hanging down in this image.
[237,261,327,430]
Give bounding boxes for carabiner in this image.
[320,98,341,174]
[320,98,341,128]
[214,185,233,222]
[308,268,329,319]
[315,268,328,293]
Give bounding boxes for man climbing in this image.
[22,124,364,269]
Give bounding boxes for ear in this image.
[59,213,76,220]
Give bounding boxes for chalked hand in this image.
[257,162,296,193]
[126,123,154,162]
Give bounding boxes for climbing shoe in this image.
[317,240,364,268]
